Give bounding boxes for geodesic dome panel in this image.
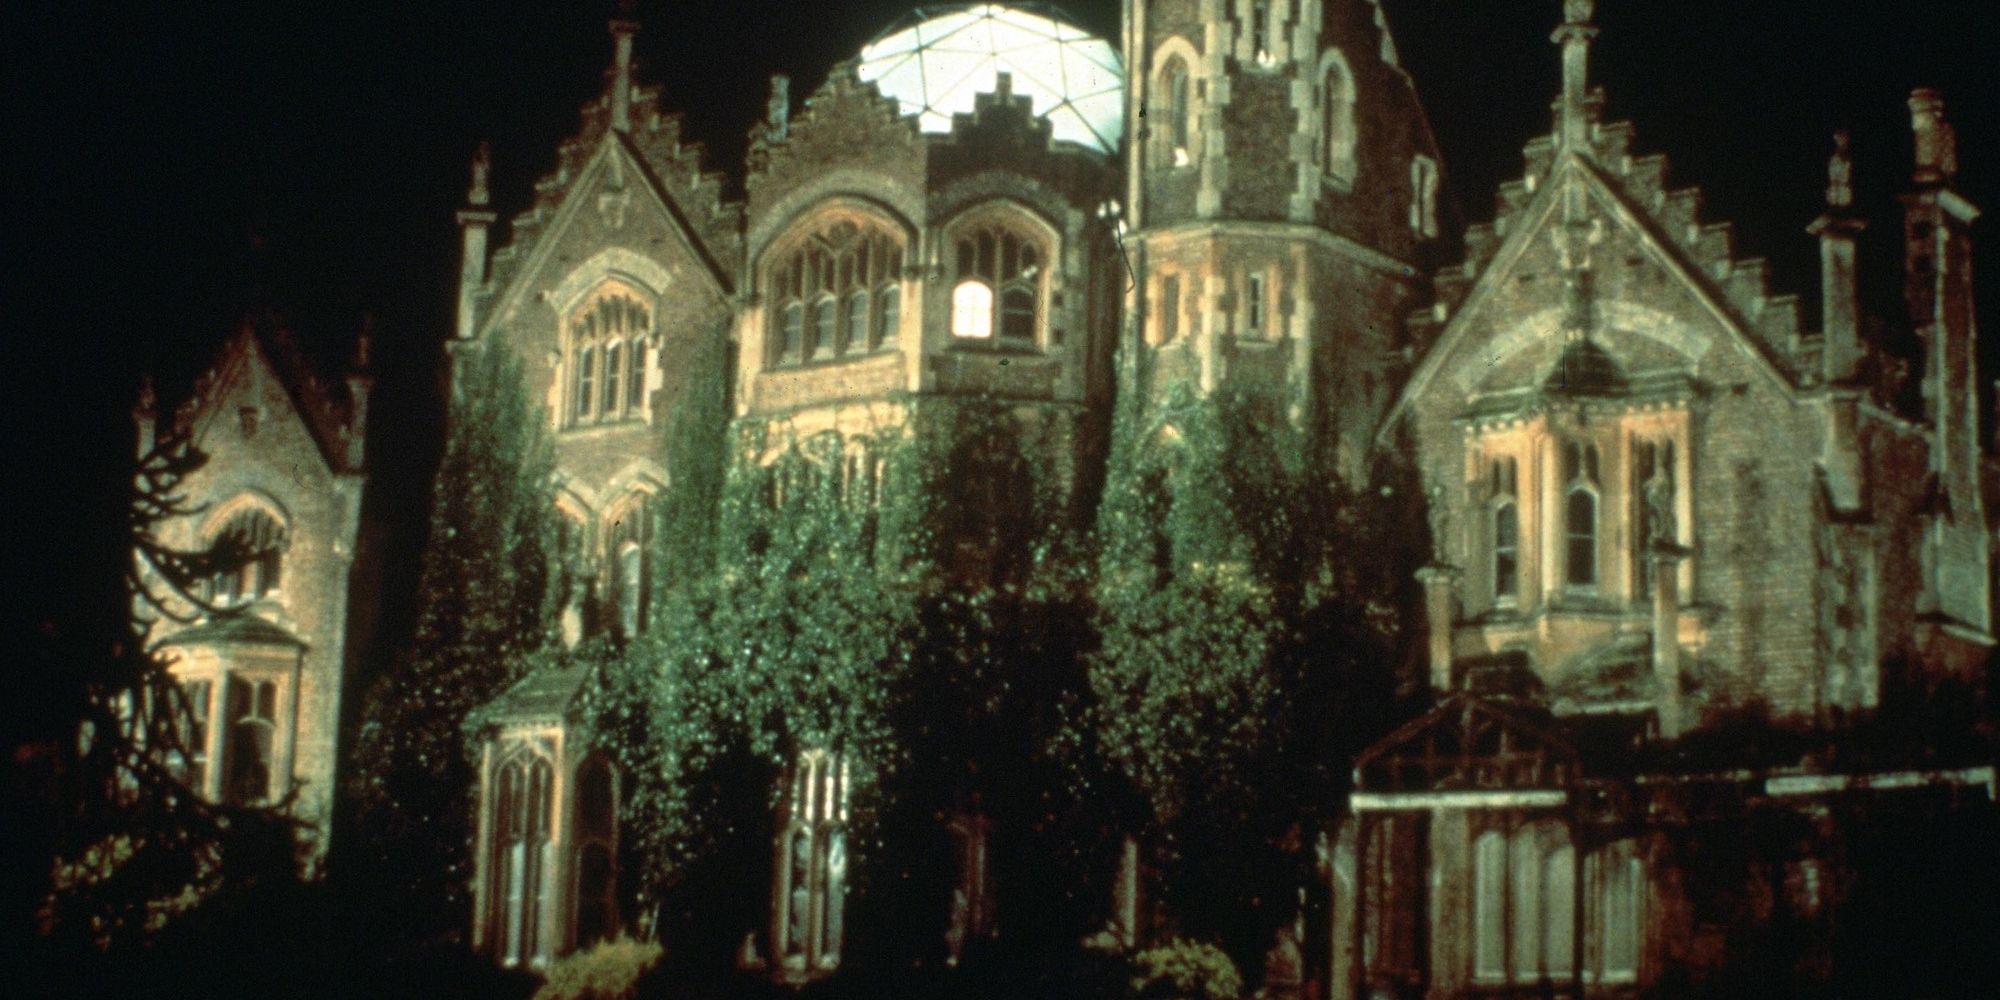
[857,4,1124,154]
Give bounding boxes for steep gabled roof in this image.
[168,318,365,476]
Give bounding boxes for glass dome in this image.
[856,4,1125,154]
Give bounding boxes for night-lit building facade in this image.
[145,1,1995,992]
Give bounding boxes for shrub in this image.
[534,936,664,1000]
[1128,938,1243,1000]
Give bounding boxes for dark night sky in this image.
[9,1,1998,667]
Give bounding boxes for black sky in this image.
[9,0,1998,659]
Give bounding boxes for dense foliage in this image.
[349,341,559,941]
[1079,374,1422,957]
[30,428,308,950]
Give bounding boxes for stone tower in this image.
[1121,0,1445,475]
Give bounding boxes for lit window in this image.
[1323,52,1358,187]
[952,282,994,338]
[768,217,905,368]
[1244,272,1266,335]
[566,285,651,426]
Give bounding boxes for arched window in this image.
[950,215,1047,345]
[1563,441,1600,589]
[223,676,276,805]
[573,755,618,948]
[566,283,652,427]
[774,749,849,975]
[768,215,906,367]
[1322,51,1358,188]
[491,751,554,968]
[1473,829,1507,981]
[206,507,285,607]
[1490,457,1520,603]
[607,494,652,638]
[1159,56,1192,165]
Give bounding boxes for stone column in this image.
[1417,565,1460,692]
[1650,545,1691,738]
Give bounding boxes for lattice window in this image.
[567,283,652,427]
[950,216,1048,345]
[768,217,904,366]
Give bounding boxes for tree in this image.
[26,419,307,954]
[1081,376,1421,962]
[348,341,558,942]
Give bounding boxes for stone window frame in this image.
[603,489,656,638]
[942,201,1060,351]
[762,205,908,369]
[167,654,298,809]
[487,738,558,970]
[1560,438,1602,592]
[1151,37,1202,170]
[772,747,850,978]
[1241,269,1270,338]
[1488,455,1522,607]
[561,279,655,430]
[1318,47,1359,191]
[1152,269,1185,346]
[571,752,621,950]
[198,494,290,610]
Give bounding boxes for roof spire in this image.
[1553,0,1598,151]
[1826,128,1854,209]
[608,0,640,133]
[1908,87,1957,185]
[468,140,491,207]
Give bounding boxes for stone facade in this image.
[136,320,370,868]
[147,1,1994,989]
[1337,3,1995,996]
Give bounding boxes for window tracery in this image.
[566,282,653,427]
[768,216,905,366]
[205,507,285,607]
[1158,55,1194,166]
[949,215,1048,344]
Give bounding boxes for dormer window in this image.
[767,216,905,368]
[566,283,652,428]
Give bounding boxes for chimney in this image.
[344,315,374,471]
[1909,87,1958,185]
[1417,565,1460,692]
[134,374,157,458]
[454,142,497,342]
[1810,130,1867,384]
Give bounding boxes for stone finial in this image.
[608,1,641,133]
[1909,87,1957,182]
[1552,0,1600,151]
[766,74,791,142]
[468,141,491,207]
[1826,129,1854,208]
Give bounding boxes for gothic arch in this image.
[1149,36,1202,168]
[198,490,291,540]
[547,248,670,319]
[1317,47,1359,189]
